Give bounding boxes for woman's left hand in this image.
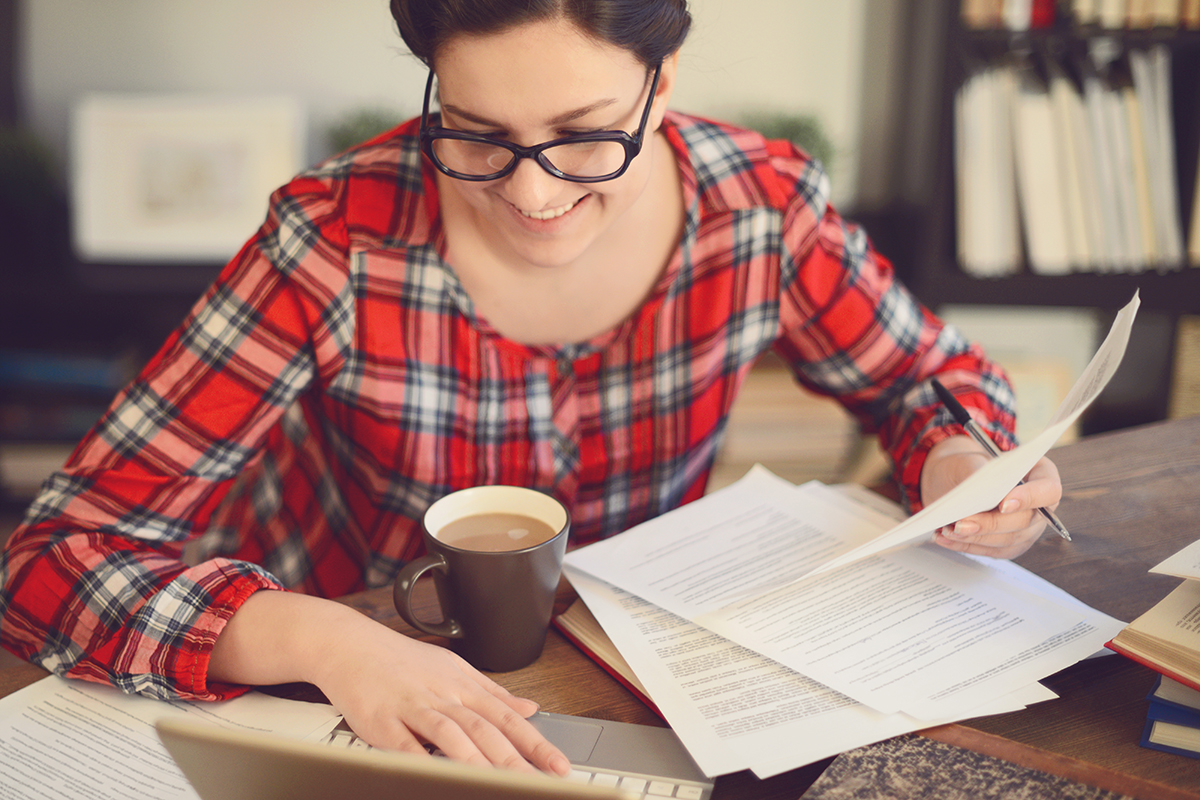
[920,435,1063,559]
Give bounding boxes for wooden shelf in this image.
[915,268,1200,314]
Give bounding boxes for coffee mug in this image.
[393,485,571,672]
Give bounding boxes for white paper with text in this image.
[0,675,341,800]
[565,567,1054,779]
[808,291,1139,576]
[565,470,1121,718]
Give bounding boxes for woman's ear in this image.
[649,50,680,130]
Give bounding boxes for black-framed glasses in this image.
[420,63,662,183]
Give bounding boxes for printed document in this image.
[565,566,1055,779]
[565,471,1124,719]
[0,675,341,800]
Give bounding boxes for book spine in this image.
[1105,639,1200,694]
[551,617,666,722]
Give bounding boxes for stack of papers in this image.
[0,676,341,800]
[562,295,1140,778]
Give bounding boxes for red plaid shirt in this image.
[0,112,1014,701]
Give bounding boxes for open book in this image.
[551,600,661,718]
[1107,579,1200,693]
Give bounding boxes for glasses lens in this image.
[430,138,515,178]
[541,140,629,179]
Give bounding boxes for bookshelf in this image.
[870,0,1200,433]
[909,8,1200,312]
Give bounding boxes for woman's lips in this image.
[516,196,584,221]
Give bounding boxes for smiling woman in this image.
[2,0,1059,782]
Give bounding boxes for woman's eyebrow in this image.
[440,98,620,128]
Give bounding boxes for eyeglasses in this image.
[419,63,662,183]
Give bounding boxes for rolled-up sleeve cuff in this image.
[168,560,286,701]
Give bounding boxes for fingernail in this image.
[953,521,979,536]
[1000,499,1019,513]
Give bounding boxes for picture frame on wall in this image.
[70,94,305,263]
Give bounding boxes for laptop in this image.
[157,711,714,800]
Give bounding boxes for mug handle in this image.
[393,554,463,639]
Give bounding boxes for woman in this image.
[0,0,1061,775]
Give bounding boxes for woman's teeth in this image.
[519,198,580,220]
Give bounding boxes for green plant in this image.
[739,112,835,173]
[326,108,408,154]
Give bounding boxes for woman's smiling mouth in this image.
[517,196,584,220]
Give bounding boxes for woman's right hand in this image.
[209,589,571,776]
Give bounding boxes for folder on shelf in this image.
[955,64,1022,277]
[1012,66,1073,275]
[1048,60,1099,271]
[1129,47,1184,268]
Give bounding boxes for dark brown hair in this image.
[390,0,691,67]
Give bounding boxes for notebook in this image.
[157,710,714,800]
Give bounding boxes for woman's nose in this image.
[502,156,566,212]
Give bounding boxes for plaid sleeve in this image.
[0,175,353,700]
[771,156,1016,511]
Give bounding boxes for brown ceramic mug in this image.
[393,486,570,672]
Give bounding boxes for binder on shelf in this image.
[1004,0,1033,29]
[1129,46,1184,268]
[1071,0,1100,25]
[1151,0,1182,26]
[1012,66,1073,275]
[961,0,1004,28]
[1048,60,1100,271]
[1127,0,1156,27]
[1120,75,1160,268]
[1030,0,1057,27]
[1098,0,1129,28]
[1082,63,1134,271]
[1103,65,1148,271]
[954,63,1022,277]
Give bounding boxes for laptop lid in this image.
[156,717,627,800]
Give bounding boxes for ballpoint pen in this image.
[931,378,1072,542]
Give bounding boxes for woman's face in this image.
[432,18,673,270]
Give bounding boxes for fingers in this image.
[934,514,1045,559]
[934,501,1047,559]
[417,684,571,776]
[443,657,570,775]
[929,454,1064,559]
[325,635,571,777]
[406,703,542,774]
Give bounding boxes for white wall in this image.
[20,0,877,207]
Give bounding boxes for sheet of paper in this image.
[565,468,1120,719]
[808,291,1139,577]
[1150,537,1200,580]
[565,567,1054,779]
[0,675,341,800]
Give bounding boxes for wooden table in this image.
[2,416,1199,799]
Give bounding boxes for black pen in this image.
[931,378,1071,541]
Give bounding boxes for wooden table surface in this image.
[2,416,1199,799]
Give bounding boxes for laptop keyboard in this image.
[564,766,710,799]
[322,726,714,800]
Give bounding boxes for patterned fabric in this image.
[0,112,1015,701]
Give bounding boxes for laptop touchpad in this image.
[528,714,602,764]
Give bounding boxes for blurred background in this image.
[0,0,1197,514]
